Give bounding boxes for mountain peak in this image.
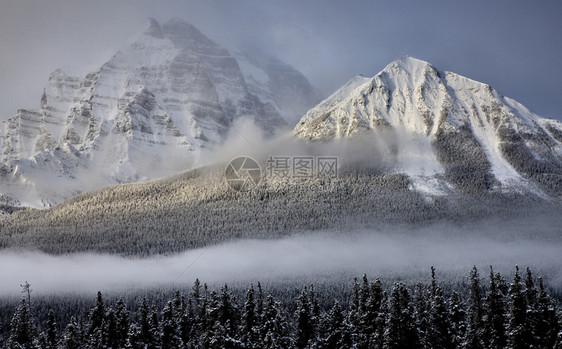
[0,19,320,208]
[145,18,164,38]
[382,56,439,78]
[295,56,562,197]
[162,18,205,38]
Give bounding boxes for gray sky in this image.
[1,0,561,121]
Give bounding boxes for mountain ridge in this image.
[295,56,562,196]
[0,18,321,208]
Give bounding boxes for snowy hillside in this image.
[0,18,321,208]
[295,56,562,196]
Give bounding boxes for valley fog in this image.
[1,216,561,297]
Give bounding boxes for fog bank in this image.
[1,225,561,297]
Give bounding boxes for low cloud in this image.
[1,219,561,297]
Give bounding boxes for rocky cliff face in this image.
[295,56,562,196]
[0,18,321,207]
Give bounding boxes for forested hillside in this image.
[0,165,555,256]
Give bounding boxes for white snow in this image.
[0,19,316,207]
[295,56,561,196]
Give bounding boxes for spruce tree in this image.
[87,291,105,339]
[348,277,360,329]
[136,297,157,348]
[465,266,485,349]
[524,267,539,347]
[172,290,185,320]
[59,317,82,349]
[295,287,314,349]
[536,277,559,348]
[256,282,264,323]
[124,324,143,349]
[427,285,452,349]
[115,298,129,348]
[160,300,183,349]
[507,266,529,349]
[448,291,466,348]
[413,282,429,347]
[484,266,506,349]
[218,284,238,338]
[149,304,160,346]
[357,277,385,348]
[192,279,202,311]
[241,284,258,347]
[105,308,119,349]
[6,298,36,349]
[308,284,321,340]
[261,294,290,349]
[320,301,352,348]
[44,309,57,349]
[383,282,418,349]
[179,298,194,346]
[373,290,388,349]
[360,274,370,315]
[200,291,220,347]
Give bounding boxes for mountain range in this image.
[2,53,562,253]
[1,20,562,254]
[0,18,321,208]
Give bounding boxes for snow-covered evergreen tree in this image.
[507,266,529,349]
[261,294,290,349]
[413,282,429,347]
[536,277,559,348]
[59,317,82,349]
[427,284,452,349]
[114,298,129,348]
[86,291,105,347]
[484,266,507,349]
[448,291,466,348]
[383,282,418,349]
[160,301,183,349]
[295,287,314,349]
[6,298,37,349]
[241,284,258,347]
[43,309,57,349]
[319,301,352,348]
[465,266,485,349]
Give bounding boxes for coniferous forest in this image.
[2,266,561,349]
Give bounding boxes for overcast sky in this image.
[1,0,561,121]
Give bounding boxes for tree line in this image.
[2,266,562,348]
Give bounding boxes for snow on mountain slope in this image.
[0,18,320,208]
[295,56,562,196]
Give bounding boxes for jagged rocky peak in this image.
[295,56,562,197]
[0,18,320,208]
[145,18,164,38]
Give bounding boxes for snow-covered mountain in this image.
[295,56,562,196]
[0,18,321,207]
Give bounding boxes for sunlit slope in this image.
[0,164,553,255]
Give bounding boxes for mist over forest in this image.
[2,212,562,298]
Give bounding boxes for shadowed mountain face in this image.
[0,18,321,208]
[295,56,562,196]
